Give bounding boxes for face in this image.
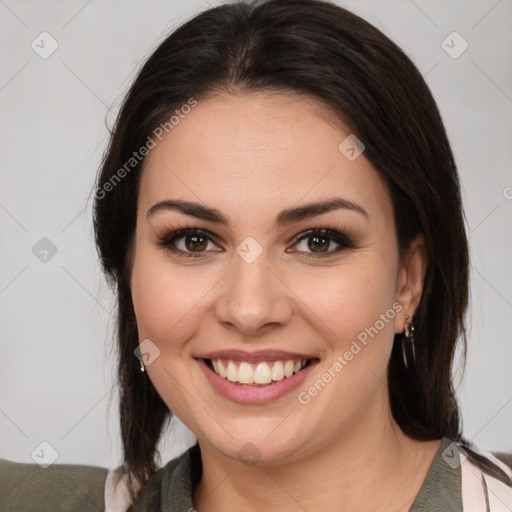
[130,92,425,465]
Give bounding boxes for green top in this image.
[410,436,462,511]
[0,459,107,512]
[129,436,462,511]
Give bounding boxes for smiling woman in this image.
[88,0,512,511]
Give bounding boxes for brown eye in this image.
[156,228,221,258]
[307,235,331,253]
[185,234,208,252]
[292,228,355,257]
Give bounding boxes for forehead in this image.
[138,92,393,230]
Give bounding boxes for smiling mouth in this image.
[204,358,314,386]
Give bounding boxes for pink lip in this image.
[196,357,318,404]
[196,349,316,363]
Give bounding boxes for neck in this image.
[193,396,441,512]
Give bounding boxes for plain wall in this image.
[1,0,511,470]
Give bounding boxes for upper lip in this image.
[196,349,317,363]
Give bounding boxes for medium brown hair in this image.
[93,0,509,499]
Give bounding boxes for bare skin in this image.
[129,91,440,512]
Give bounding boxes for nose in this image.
[214,252,295,337]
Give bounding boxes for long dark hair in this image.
[93,0,509,499]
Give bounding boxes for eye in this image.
[156,228,221,258]
[291,228,355,257]
[156,226,356,259]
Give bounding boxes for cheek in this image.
[296,256,399,384]
[130,246,217,354]
[301,260,397,333]
[129,247,217,416]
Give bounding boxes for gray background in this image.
[1,0,511,470]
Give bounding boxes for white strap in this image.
[458,444,512,511]
[104,467,133,512]
[485,471,512,511]
[461,455,490,511]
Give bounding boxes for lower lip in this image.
[197,358,317,404]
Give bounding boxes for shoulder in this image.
[447,438,512,510]
[121,459,180,512]
[109,445,199,512]
[0,457,107,512]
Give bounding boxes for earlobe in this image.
[394,234,428,333]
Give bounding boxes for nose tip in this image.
[214,258,294,336]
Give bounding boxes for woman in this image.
[92,0,512,510]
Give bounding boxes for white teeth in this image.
[271,361,285,380]
[226,361,238,382]
[284,360,295,378]
[217,360,227,378]
[210,358,308,385]
[238,362,253,384]
[253,362,272,384]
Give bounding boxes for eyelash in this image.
[154,224,356,259]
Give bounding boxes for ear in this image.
[394,233,428,334]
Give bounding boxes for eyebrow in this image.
[147,197,369,227]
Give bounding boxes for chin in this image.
[198,421,311,468]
